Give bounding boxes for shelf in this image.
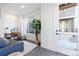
[58,32,77,35]
[59,16,75,20]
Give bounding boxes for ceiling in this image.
[0,3,41,16]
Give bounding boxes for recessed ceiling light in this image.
[21,5,24,8]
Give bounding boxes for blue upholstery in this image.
[0,41,24,56]
[0,37,9,48]
[0,40,7,48]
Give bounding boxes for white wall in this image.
[41,3,59,51]
[0,8,20,38]
[0,7,41,39]
[16,16,24,36]
[22,10,41,41]
[0,8,4,37]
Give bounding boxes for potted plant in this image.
[32,16,41,46]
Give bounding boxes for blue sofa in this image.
[0,41,24,56]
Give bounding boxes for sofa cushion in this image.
[3,38,9,45]
[9,40,16,45]
[0,40,7,48]
[0,37,9,48]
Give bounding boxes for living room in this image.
[0,3,41,56]
[0,3,79,56]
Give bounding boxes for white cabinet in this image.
[57,6,79,55]
[59,7,76,18]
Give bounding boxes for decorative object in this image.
[32,16,41,46]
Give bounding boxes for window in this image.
[59,18,74,32]
[27,17,34,33]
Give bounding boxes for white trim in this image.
[59,16,75,19]
[58,32,77,35]
[76,4,79,55]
